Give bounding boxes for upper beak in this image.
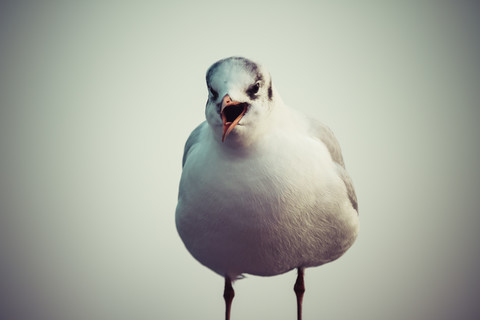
[221,94,248,142]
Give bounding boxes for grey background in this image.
[1,1,479,319]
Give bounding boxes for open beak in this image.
[221,94,248,142]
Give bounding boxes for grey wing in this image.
[182,122,206,167]
[310,119,358,212]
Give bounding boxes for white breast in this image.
[176,121,358,279]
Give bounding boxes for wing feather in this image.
[182,122,206,167]
[309,119,358,212]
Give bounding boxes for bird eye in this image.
[252,82,260,94]
[246,82,261,98]
[208,86,218,100]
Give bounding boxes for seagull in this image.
[175,57,359,320]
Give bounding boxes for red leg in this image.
[294,268,305,320]
[224,277,235,320]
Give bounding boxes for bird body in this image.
[177,102,357,279]
[175,57,358,319]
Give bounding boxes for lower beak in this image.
[221,94,248,142]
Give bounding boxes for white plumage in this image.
[175,57,358,320]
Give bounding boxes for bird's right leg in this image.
[294,268,305,320]
[224,277,235,320]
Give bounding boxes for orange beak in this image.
[221,94,248,142]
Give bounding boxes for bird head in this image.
[205,57,277,146]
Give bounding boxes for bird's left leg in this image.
[294,268,305,320]
[224,277,235,320]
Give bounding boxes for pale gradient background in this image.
[1,1,479,320]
